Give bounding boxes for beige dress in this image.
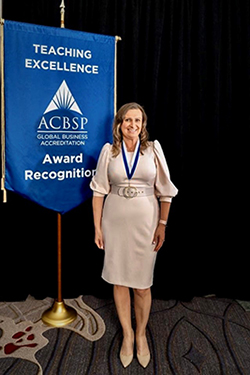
[90,140,178,289]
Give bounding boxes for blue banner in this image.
[4,20,115,213]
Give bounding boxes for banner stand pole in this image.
[57,213,62,303]
[42,213,77,327]
[42,0,77,327]
[1,18,7,203]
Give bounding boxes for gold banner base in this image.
[42,300,77,327]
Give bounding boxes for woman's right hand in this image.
[95,228,105,250]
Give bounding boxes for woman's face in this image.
[120,109,143,142]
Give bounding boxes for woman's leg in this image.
[113,285,134,356]
[133,287,151,356]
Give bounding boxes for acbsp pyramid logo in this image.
[43,80,83,115]
[36,80,88,146]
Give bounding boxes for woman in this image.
[90,103,178,368]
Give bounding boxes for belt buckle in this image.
[123,186,138,198]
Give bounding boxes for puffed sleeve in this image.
[154,140,178,202]
[90,143,112,196]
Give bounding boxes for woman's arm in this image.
[92,196,105,249]
[152,201,171,252]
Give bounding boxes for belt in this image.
[111,185,154,198]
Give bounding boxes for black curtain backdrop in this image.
[1,0,249,302]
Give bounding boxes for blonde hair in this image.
[112,102,149,157]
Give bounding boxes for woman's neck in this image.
[123,137,139,152]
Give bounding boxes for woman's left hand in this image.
[152,224,166,252]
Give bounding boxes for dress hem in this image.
[101,275,153,290]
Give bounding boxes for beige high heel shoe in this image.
[136,335,151,368]
[120,352,134,368]
[137,352,151,368]
[119,331,134,368]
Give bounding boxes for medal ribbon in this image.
[122,139,140,180]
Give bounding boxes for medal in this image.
[121,139,140,198]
